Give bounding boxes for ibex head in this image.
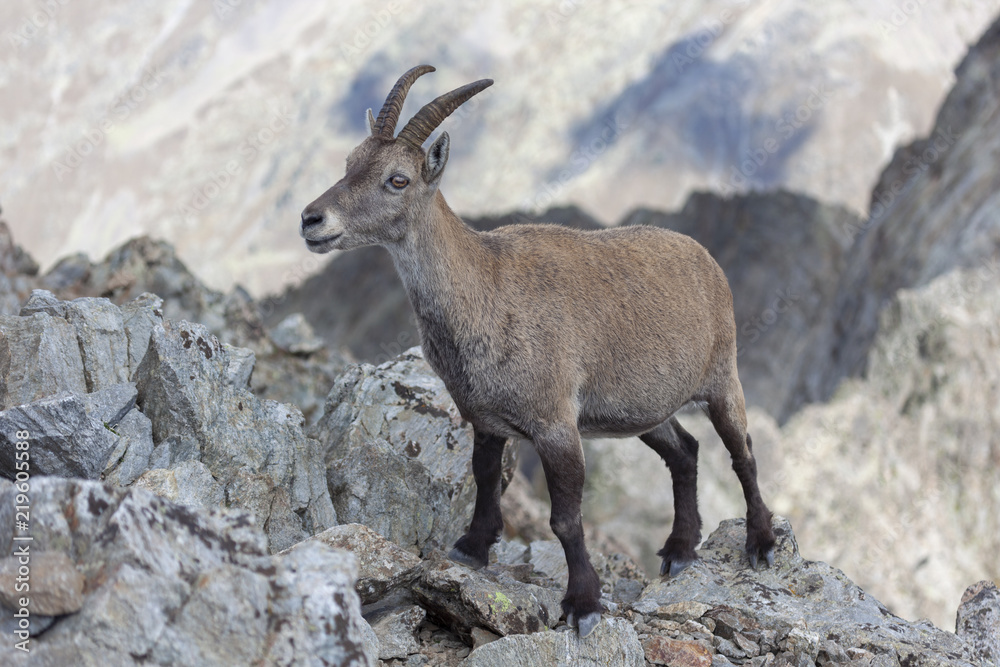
[300,65,492,253]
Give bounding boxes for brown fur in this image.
[300,71,776,635]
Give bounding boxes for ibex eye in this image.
[389,175,409,190]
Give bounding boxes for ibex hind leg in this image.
[707,385,776,569]
[639,417,702,577]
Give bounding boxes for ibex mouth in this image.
[305,233,342,253]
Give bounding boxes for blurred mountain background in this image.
[3,0,1000,631]
[1,0,997,293]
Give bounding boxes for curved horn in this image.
[396,78,494,149]
[373,65,436,138]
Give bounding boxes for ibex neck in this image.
[387,191,492,326]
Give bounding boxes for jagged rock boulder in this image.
[414,555,564,641]
[632,516,983,666]
[956,580,1000,665]
[31,233,346,425]
[0,291,336,553]
[768,266,1000,628]
[807,14,1000,406]
[0,386,134,480]
[0,477,375,666]
[283,523,423,606]
[134,318,336,551]
[0,219,39,317]
[311,347,517,555]
[366,604,426,660]
[460,616,644,667]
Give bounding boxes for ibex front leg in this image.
[450,430,507,568]
[535,424,602,637]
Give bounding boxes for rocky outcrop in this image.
[0,219,39,317]
[0,290,336,553]
[311,348,518,556]
[1,275,998,665]
[18,232,347,426]
[633,517,981,666]
[804,14,1000,406]
[957,580,1000,665]
[0,477,375,666]
[764,265,1000,629]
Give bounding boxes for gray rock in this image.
[223,343,255,390]
[528,540,569,587]
[134,319,336,551]
[0,476,375,667]
[367,604,426,660]
[18,289,65,317]
[262,541,377,667]
[327,438,452,555]
[414,556,562,641]
[119,292,164,376]
[81,381,137,429]
[0,393,120,479]
[132,459,225,508]
[285,523,422,605]
[0,312,87,409]
[269,312,325,355]
[63,297,130,392]
[313,348,517,554]
[631,517,982,666]
[0,551,84,615]
[1,293,159,413]
[460,616,643,667]
[955,580,1000,665]
[100,407,154,487]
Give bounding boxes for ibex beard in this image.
[300,65,777,638]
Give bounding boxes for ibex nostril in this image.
[301,211,323,229]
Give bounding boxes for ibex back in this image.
[300,65,776,637]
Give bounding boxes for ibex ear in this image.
[424,132,450,183]
[367,108,376,135]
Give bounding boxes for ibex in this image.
[300,66,776,637]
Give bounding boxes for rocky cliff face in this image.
[802,15,1000,407]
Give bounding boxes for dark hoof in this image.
[746,522,777,570]
[577,612,601,637]
[448,546,487,570]
[660,555,697,577]
[748,545,776,570]
[657,541,699,577]
[566,611,602,638]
